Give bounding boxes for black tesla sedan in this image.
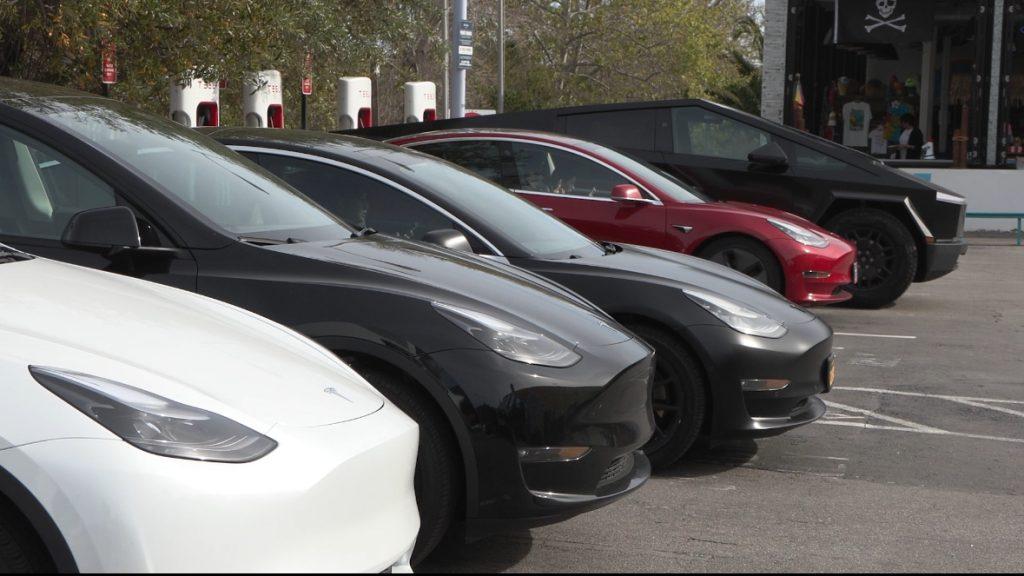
[0,78,655,563]
[349,99,968,309]
[205,128,837,471]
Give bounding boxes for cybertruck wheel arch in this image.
[312,335,480,517]
[0,467,76,573]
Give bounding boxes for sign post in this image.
[450,0,469,118]
[101,40,117,97]
[301,52,313,129]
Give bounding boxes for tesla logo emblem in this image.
[323,387,353,402]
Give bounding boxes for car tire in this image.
[697,236,785,294]
[826,208,917,308]
[627,323,707,470]
[359,367,461,566]
[0,499,52,573]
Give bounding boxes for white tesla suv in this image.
[0,244,419,573]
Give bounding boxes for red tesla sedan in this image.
[392,129,857,306]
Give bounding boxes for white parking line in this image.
[834,386,1024,406]
[834,332,917,340]
[818,420,1024,445]
[823,400,946,433]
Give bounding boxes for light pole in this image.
[450,0,467,118]
[498,0,504,113]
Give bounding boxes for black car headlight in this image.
[30,366,277,463]
[433,302,581,367]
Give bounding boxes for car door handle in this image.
[672,224,693,233]
[541,207,555,212]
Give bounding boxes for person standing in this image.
[892,113,924,160]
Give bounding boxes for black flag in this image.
[834,0,935,44]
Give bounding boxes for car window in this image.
[257,154,457,242]
[11,97,349,243]
[0,124,116,240]
[672,107,771,161]
[787,141,852,172]
[415,140,508,186]
[564,109,657,150]
[506,142,626,198]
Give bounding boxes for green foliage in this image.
[0,0,763,126]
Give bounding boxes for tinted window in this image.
[0,124,115,240]
[506,142,626,199]
[788,142,852,172]
[564,110,656,150]
[672,107,770,160]
[257,155,455,241]
[13,98,348,242]
[416,140,506,186]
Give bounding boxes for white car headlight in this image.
[767,217,830,248]
[433,302,581,367]
[30,366,277,463]
[683,289,787,338]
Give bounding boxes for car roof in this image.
[394,127,622,157]
[0,76,100,102]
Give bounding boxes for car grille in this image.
[597,453,635,490]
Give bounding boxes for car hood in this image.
[0,258,385,431]
[720,201,835,232]
[266,235,633,347]
[543,243,820,326]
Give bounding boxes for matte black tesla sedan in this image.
[349,99,968,309]
[0,78,655,562]
[205,128,837,471]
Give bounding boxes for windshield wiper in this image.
[0,247,32,263]
[350,227,378,238]
[238,236,306,246]
[599,241,622,255]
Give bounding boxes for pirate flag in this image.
[834,0,934,44]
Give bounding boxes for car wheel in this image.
[360,366,461,566]
[0,499,52,573]
[697,237,785,294]
[826,208,917,308]
[627,323,707,470]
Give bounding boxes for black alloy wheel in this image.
[826,208,917,308]
[628,323,707,470]
[698,236,785,294]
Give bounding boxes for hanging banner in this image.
[101,41,117,84]
[834,0,934,44]
[301,52,313,96]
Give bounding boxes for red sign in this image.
[101,42,117,84]
[301,52,313,96]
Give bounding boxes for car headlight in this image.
[683,288,787,338]
[767,217,829,248]
[433,302,581,367]
[30,366,277,463]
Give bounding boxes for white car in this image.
[0,244,419,573]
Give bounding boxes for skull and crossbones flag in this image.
[834,0,934,44]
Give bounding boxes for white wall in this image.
[900,168,1024,232]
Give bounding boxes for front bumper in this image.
[919,238,968,282]
[0,403,420,573]
[422,339,655,538]
[687,319,833,441]
[769,237,857,306]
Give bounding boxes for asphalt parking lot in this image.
[423,240,1024,572]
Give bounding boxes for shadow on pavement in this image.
[417,530,534,573]
[655,438,760,478]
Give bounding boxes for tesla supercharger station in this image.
[243,70,284,128]
[170,77,220,127]
[404,81,437,123]
[337,77,373,130]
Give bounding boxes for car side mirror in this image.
[62,206,141,251]
[422,228,473,253]
[611,184,644,203]
[747,142,789,171]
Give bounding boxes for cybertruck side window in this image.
[671,107,770,161]
[256,154,456,242]
[563,110,657,150]
[0,125,116,240]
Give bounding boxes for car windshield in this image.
[14,97,350,242]
[584,143,710,203]
[374,148,602,259]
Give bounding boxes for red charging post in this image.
[101,40,117,96]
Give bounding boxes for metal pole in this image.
[301,94,307,129]
[498,0,504,113]
[451,0,467,118]
[443,0,450,119]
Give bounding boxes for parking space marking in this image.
[835,386,1024,406]
[823,400,945,433]
[833,332,917,339]
[818,419,1024,445]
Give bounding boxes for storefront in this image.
[761,0,1024,167]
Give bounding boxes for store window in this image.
[672,107,771,161]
